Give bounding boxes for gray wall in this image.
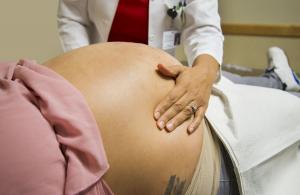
[0,0,62,63]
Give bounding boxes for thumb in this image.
[157,63,186,78]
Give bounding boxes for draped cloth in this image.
[0,60,113,195]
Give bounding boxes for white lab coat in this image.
[57,0,224,66]
[207,77,300,195]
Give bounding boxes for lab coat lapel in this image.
[149,0,166,48]
[92,0,119,41]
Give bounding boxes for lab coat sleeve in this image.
[57,0,91,52]
[182,0,224,66]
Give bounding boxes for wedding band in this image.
[190,102,198,116]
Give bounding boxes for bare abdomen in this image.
[45,42,203,195]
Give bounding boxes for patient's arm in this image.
[44,42,203,195]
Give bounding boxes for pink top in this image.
[0,59,113,195]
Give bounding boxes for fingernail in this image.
[154,112,160,120]
[188,126,194,133]
[166,123,174,131]
[158,121,165,129]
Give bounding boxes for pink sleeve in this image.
[11,59,113,195]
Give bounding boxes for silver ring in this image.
[190,102,198,116]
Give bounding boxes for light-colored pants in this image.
[223,71,300,98]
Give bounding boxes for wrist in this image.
[192,54,219,82]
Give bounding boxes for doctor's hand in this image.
[154,54,219,134]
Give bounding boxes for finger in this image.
[156,94,190,129]
[188,106,206,134]
[157,64,185,78]
[164,104,194,132]
[154,86,186,121]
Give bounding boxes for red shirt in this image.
[108,0,149,44]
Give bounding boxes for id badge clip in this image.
[163,0,186,50]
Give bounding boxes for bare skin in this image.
[44,42,204,195]
[154,53,219,133]
[154,55,219,133]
